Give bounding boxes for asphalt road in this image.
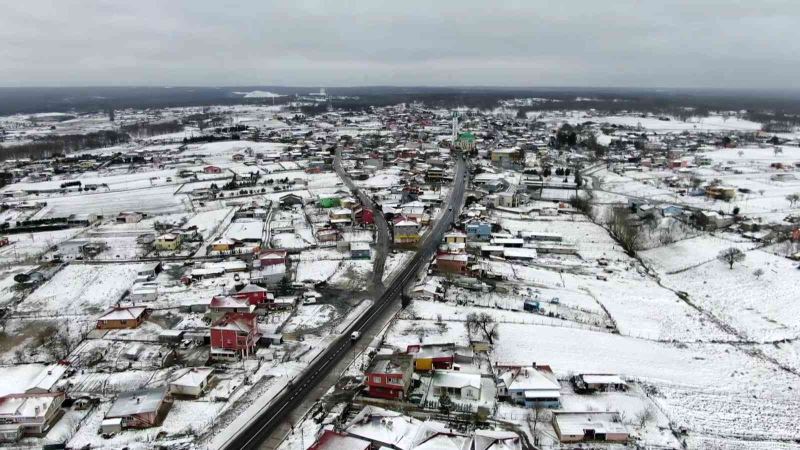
[220,155,467,450]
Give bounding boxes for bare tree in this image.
[635,405,656,428]
[786,193,800,207]
[607,208,642,256]
[528,406,551,446]
[717,247,745,269]
[465,312,499,345]
[753,268,765,279]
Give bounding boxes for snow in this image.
[19,263,146,315]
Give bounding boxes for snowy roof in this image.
[507,366,560,392]
[432,370,481,390]
[27,364,67,392]
[171,367,214,388]
[106,387,168,418]
[0,393,62,418]
[579,374,626,385]
[350,241,370,251]
[553,412,628,436]
[98,306,147,322]
[235,283,267,294]
[502,248,538,259]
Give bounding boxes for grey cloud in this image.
[0,0,798,88]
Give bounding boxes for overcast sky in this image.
[1,0,798,89]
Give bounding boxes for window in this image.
[373,376,382,383]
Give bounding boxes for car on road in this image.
[350,331,361,341]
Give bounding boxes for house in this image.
[209,295,254,313]
[319,195,340,208]
[104,387,172,431]
[210,312,260,359]
[26,363,68,394]
[406,343,455,371]
[169,367,214,398]
[466,222,492,240]
[571,374,627,393]
[552,411,629,443]
[692,210,734,231]
[364,354,414,400]
[279,193,304,207]
[705,185,737,201]
[130,282,158,302]
[316,228,341,243]
[497,364,561,408]
[0,392,65,439]
[431,370,481,400]
[329,207,353,225]
[309,430,371,450]
[154,233,181,251]
[353,206,375,225]
[491,148,522,167]
[350,241,371,259]
[230,283,272,305]
[443,231,467,244]
[210,238,236,252]
[116,211,143,223]
[96,306,148,330]
[258,249,288,266]
[251,262,287,285]
[203,165,223,174]
[436,253,469,274]
[393,219,421,245]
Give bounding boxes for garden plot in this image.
[641,233,757,274]
[661,249,800,342]
[499,216,627,260]
[32,184,188,219]
[18,263,146,315]
[357,168,402,189]
[0,228,82,264]
[282,304,338,334]
[493,323,800,443]
[0,264,35,306]
[295,260,340,283]
[385,319,469,350]
[186,207,234,239]
[327,260,372,290]
[576,272,733,342]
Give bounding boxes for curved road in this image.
[218,155,467,450]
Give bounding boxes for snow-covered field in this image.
[18,263,146,315]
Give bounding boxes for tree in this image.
[465,312,498,345]
[277,276,292,295]
[717,247,745,269]
[786,193,800,207]
[753,268,765,279]
[607,208,641,256]
[438,391,453,416]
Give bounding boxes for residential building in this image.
[350,241,371,259]
[0,392,65,438]
[393,219,421,245]
[406,343,455,371]
[104,387,172,430]
[154,233,181,251]
[364,354,414,400]
[431,370,481,400]
[169,367,214,398]
[552,411,629,443]
[210,312,260,359]
[309,430,371,450]
[496,364,561,408]
[96,306,148,330]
